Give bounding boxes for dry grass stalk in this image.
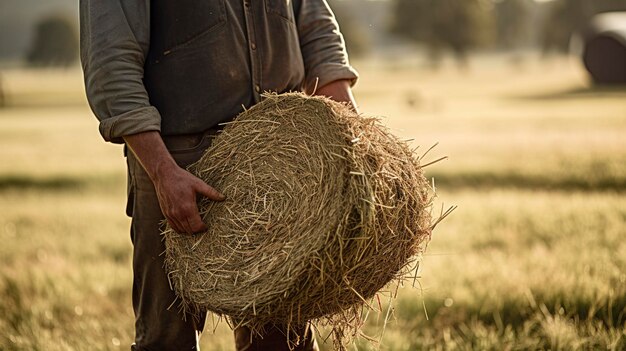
[163,93,434,349]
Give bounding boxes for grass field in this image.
[0,56,624,350]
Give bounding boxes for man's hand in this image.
[124,131,225,235]
[313,79,359,113]
[153,161,224,234]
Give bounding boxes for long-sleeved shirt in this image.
[80,0,359,143]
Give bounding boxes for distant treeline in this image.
[26,15,78,67]
[332,0,626,62]
[5,0,626,67]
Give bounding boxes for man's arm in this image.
[123,132,224,234]
[314,79,358,112]
[80,0,159,142]
[296,0,359,108]
[80,0,223,235]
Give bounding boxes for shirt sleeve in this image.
[295,0,359,94]
[80,0,160,143]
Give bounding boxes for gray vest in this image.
[144,0,306,136]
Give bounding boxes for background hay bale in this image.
[163,93,434,347]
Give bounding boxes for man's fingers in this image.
[166,215,186,234]
[165,205,192,234]
[186,198,207,233]
[168,203,206,235]
[156,170,221,234]
[187,214,207,234]
[195,180,226,201]
[183,199,207,233]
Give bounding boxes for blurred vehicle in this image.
[581,12,626,84]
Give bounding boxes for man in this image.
[80,0,358,350]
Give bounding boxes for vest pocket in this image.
[158,0,227,52]
[265,0,294,23]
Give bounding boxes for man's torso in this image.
[144,0,306,136]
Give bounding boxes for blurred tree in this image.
[541,0,593,53]
[26,15,78,67]
[541,0,626,54]
[391,0,495,68]
[328,0,371,58]
[493,0,533,50]
[0,74,5,108]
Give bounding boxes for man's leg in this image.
[233,323,319,351]
[127,134,212,351]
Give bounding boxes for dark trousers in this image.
[126,130,319,351]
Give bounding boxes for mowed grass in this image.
[354,190,626,351]
[0,56,625,350]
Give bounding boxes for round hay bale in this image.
[163,93,433,342]
[581,12,626,84]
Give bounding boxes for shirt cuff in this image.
[304,63,359,94]
[98,106,162,143]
